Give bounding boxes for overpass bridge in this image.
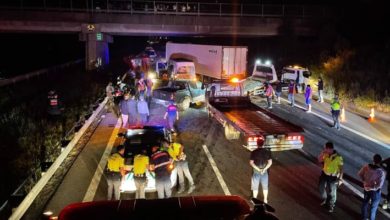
[0,1,333,70]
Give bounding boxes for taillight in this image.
[248,136,264,142]
[287,135,304,142]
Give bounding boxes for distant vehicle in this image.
[153,80,205,111]
[206,78,304,151]
[280,66,311,92]
[57,196,279,220]
[251,59,277,83]
[165,42,248,81]
[119,126,177,193]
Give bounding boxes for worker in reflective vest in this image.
[47,90,61,116]
[330,96,341,130]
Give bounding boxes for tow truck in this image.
[206,78,304,151]
[119,126,177,193]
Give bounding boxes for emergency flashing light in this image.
[256,59,261,65]
[230,77,239,83]
[265,60,271,65]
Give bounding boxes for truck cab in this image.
[167,58,196,81]
[251,60,277,83]
[281,66,311,92]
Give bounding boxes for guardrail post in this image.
[240,4,243,16]
[302,5,305,18]
[198,2,200,16]
[70,0,73,12]
[131,0,133,15]
[282,5,285,17]
[219,3,221,16]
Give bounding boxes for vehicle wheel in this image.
[224,124,240,140]
[179,97,191,111]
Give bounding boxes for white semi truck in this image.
[165,42,248,81]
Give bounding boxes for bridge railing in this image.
[0,0,333,18]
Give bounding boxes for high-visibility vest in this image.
[48,95,58,106]
[331,101,340,111]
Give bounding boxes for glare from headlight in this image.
[148,72,156,79]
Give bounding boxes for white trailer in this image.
[166,42,248,80]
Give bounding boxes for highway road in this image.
[40,93,389,220]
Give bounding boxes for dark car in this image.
[119,126,177,193]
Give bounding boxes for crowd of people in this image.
[104,67,389,220]
[263,77,341,131]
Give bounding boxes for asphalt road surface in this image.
[43,95,389,220]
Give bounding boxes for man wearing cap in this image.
[106,145,126,200]
[150,146,173,199]
[249,138,272,203]
[132,150,149,199]
[318,142,343,212]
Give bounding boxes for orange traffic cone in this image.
[368,108,375,122]
[340,107,346,122]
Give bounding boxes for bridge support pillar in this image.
[79,29,113,71]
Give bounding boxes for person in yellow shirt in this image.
[163,139,195,194]
[132,150,149,199]
[106,145,125,200]
[317,142,343,213]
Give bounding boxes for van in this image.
[251,60,277,83]
[281,66,311,93]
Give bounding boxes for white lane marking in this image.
[202,145,231,195]
[280,97,390,150]
[82,118,121,202]
[9,98,108,220]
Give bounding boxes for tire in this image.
[179,97,191,111]
[224,124,240,140]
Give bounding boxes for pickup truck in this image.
[152,80,205,111]
[206,78,304,151]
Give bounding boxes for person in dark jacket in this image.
[381,157,390,209]
[317,77,324,103]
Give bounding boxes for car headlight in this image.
[148,72,156,79]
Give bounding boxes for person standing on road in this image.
[163,139,195,194]
[317,142,344,213]
[164,101,179,132]
[145,77,154,109]
[305,84,312,113]
[380,157,390,209]
[317,77,324,103]
[106,145,126,200]
[288,81,296,107]
[275,81,282,104]
[330,96,341,130]
[265,82,274,109]
[132,150,149,199]
[358,154,386,220]
[250,139,272,204]
[150,146,173,199]
[127,92,138,127]
[119,93,131,128]
[137,96,149,125]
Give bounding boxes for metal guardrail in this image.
[0,59,83,87]
[0,0,332,18]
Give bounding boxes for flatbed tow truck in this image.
[206,78,304,151]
